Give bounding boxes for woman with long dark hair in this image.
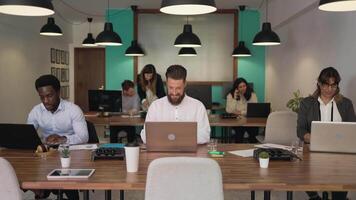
[137,64,166,110]
[226,78,258,143]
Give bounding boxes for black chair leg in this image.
[251,191,255,200]
[322,191,328,200]
[287,191,293,200]
[264,191,271,200]
[105,190,111,200]
[120,190,125,200]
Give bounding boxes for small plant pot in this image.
[259,158,269,168]
[60,157,71,168]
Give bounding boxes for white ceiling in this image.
[53,0,263,23]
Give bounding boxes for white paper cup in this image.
[124,146,140,172]
[259,158,269,168]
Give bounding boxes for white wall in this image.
[266,0,356,111]
[0,15,72,123]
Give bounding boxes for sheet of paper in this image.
[254,143,292,151]
[228,149,255,157]
[69,144,98,150]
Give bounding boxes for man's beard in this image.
[168,93,185,105]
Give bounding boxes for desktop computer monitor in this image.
[185,84,212,109]
[88,90,122,112]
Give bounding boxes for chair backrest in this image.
[0,157,22,200]
[86,120,99,143]
[264,111,298,145]
[145,157,224,200]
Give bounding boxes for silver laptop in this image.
[145,122,197,152]
[310,121,356,153]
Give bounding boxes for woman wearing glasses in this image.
[297,66,356,200]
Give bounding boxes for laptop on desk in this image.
[0,124,42,149]
[246,103,271,118]
[310,121,356,153]
[145,122,197,152]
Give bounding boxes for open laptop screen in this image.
[0,124,42,149]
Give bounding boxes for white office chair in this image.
[145,157,224,200]
[0,157,22,200]
[256,111,298,145]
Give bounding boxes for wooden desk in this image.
[3,144,356,192]
[85,113,267,127]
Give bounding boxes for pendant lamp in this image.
[0,0,54,16]
[178,48,197,56]
[40,17,63,36]
[319,0,356,11]
[253,0,280,46]
[160,0,217,15]
[232,6,251,57]
[82,18,97,47]
[125,40,145,56]
[95,0,122,46]
[174,17,201,47]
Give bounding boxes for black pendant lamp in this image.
[253,0,280,46]
[0,0,54,16]
[82,18,97,47]
[178,48,197,56]
[232,6,251,57]
[40,17,63,36]
[125,40,145,56]
[95,0,122,46]
[319,0,356,11]
[175,17,201,48]
[160,0,216,15]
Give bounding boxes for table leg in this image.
[105,190,111,200]
[251,191,255,200]
[120,190,125,200]
[287,191,293,200]
[264,191,271,200]
[83,190,90,200]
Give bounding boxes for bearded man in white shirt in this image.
[140,65,210,144]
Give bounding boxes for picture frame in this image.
[51,67,56,76]
[61,86,69,99]
[56,49,61,64]
[61,50,66,64]
[50,48,56,63]
[56,68,61,80]
[61,68,69,82]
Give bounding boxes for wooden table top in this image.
[2,144,356,191]
[85,113,267,127]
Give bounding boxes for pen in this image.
[208,151,225,155]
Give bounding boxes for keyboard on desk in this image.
[220,113,239,119]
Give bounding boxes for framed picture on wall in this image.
[65,51,69,65]
[61,68,69,82]
[61,50,65,64]
[56,68,61,80]
[56,49,61,64]
[50,48,56,63]
[61,86,69,99]
[51,67,56,76]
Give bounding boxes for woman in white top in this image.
[226,78,258,143]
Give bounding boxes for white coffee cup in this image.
[124,145,140,173]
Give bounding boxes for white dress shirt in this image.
[140,95,211,144]
[27,99,89,145]
[318,97,342,122]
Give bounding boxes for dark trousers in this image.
[233,127,259,143]
[306,191,348,200]
[110,126,136,143]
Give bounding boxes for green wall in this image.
[237,10,266,102]
[106,9,134,90]
[106,9,265,103]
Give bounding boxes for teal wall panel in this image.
[106,9,134,90]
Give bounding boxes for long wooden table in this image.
[3,144,356,193]
[85,113,267,127]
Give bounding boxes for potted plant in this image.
[286,90,303,113]
[259,151,270,168]
[60,145,71,168]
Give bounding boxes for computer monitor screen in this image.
[88,90,122,112]
[185,84,212,109]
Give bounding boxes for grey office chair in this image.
[256,111,298,145]
[0,157,22,200]
[145,157,224,200]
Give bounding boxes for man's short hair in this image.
[121,80,135,91]
[165,65,187,81]
[35,74,60,91]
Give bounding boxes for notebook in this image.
[310,121,356,153]
[246,103,271,118]
[145,122,197,152]
[0,124,42,149]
